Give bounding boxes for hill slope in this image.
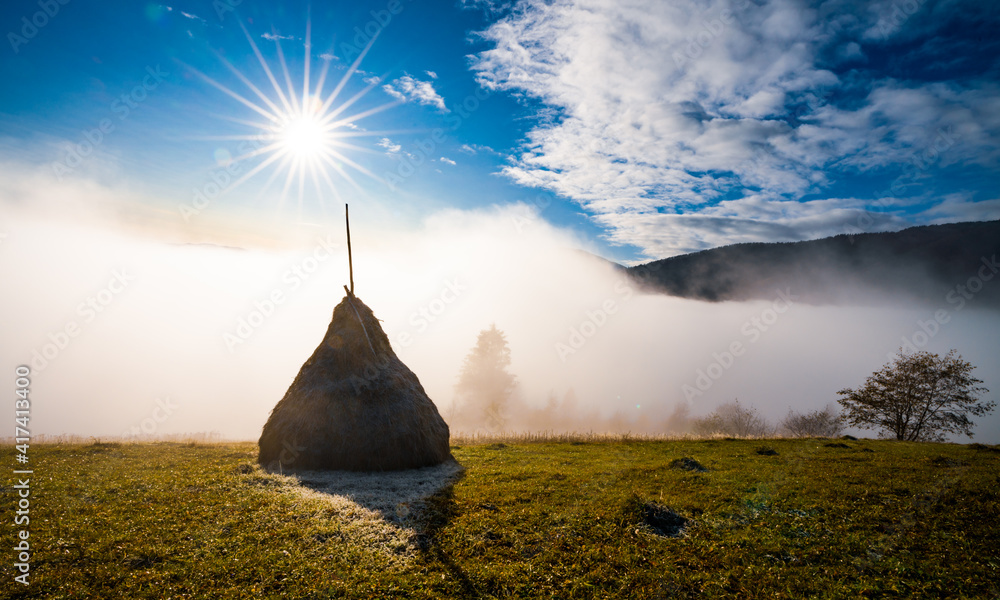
[627,220,1000,307]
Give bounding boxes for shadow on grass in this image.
[284,463,480,596]
[414,473,482,598]
[267,460,465,528]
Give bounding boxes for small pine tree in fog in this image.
[837,349,993,441]
[454,324,518,431]
[781,404,844,438]
[664,402,691,433]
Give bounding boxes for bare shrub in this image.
[781,404,844,438]
[691,400,771,438]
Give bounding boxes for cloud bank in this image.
[470,0,1000,257]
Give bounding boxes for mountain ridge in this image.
[626,220,1000,308]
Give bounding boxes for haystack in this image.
[259,292,452,471]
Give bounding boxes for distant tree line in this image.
[449,325,993,442]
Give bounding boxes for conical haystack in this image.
[259,293,452,471]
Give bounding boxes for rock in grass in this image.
[259,294,452,472]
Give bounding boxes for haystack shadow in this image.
[276,460,465,527]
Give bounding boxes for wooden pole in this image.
[345,203,354,295]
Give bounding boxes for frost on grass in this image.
[249,461,463,564]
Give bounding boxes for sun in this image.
[184,19,400,214]
[278,111,329,160]
[270,92,335,163]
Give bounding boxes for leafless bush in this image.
[781,404,844,438]
[691,400,772,438]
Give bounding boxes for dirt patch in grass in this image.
[824,442,851,449]
[670,457,709,472]
[968,443,1000,453]
[931,456,969,468]
[624,495,689,537]
[756,447,778,456]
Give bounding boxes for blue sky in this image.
[1,0,998,262]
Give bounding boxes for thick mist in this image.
[2,205,998,443]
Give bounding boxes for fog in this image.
[2,203,998,443]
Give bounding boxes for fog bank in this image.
[2,206,998,443]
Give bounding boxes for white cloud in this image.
[460,0,514,14]
[377,137,402,155]
[180,11,205,23]
[319,52,337,61]
[470,0,1000,258]
[262,32,296,41]
[382,74,449,112]
[440,157,457,165]
[459,143,497,155]
[425,70,438,79]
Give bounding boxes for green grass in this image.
[2,438,999,599]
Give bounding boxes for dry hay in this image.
[259,294,452,471]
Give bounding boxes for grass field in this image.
[2,438,999,599]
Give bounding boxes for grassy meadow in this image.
[2,437,999,599]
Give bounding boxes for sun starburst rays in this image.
[190,19,391,217]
